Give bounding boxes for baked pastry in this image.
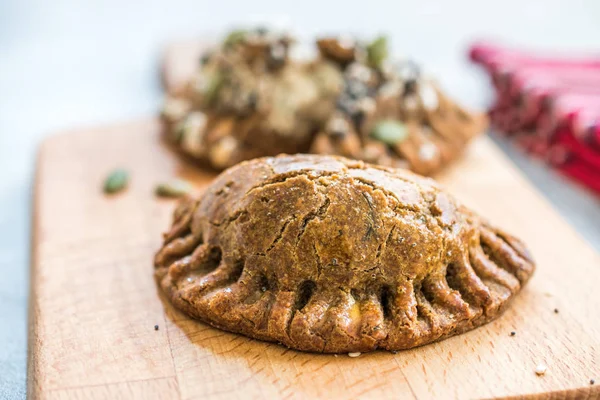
[160,30,488,175]
[310,58,489,175]
[155,154,534,353]
[161,28,342,170]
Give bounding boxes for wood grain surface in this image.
[29,119,600,399]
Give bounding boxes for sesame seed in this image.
[554,308,559,314]
[154,325,159,331]
[535,364,547,376]
[510,331,516,336]
[348,352,362,358]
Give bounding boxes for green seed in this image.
[103,169,129,194]
[155,179,193,198]
[223,29,247,48]
[370,120,408,145]
[203,72,223,106]
[172,121,185,142]
[366,35,388,68]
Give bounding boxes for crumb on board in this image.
[348,352,362,358]
[554,308,559,314]
[591,379,595,385]
[535,364,547,376]
[154,324,159,331]
[510,331,516,336]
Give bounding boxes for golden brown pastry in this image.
[155,154,534,353]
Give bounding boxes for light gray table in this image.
[2,1,600,398]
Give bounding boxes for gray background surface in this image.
[1,1,600,398]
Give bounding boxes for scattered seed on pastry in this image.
[161,28,487,174]
[103,169,129,195]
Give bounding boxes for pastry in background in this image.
[161,28,342,170]
[155,154,535,353]
[311,42,488,175]
[161,28,487,174]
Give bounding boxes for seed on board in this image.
[554,308,559,314]
[103,169,129,194]
[590,379,595,385]
[535,364,547,376]
[510,331,516,336]
[155,179,193,198]
[154,325,159,331]
[348,352,362,358]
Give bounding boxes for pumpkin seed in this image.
[223,29,247,48]
[366,36,388,68]
[172,120,186,142]
[155,179,193,198]
[103,169,129,194]
[203,72,223,106]
[370,120,408,145]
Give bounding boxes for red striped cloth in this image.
[470,42,600,194]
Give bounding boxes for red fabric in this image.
[470,42,600,195]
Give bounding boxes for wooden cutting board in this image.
[29,118,600,399]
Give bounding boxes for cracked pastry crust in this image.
[155,154,534,353]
